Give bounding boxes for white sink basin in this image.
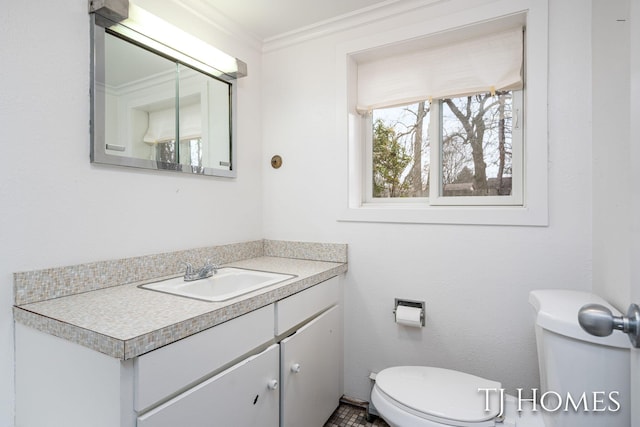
[140,267,296,302]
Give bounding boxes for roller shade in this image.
[143,103,201,144]
[143,108,175,144]
[179,103,202,141]
[356,27,523,113]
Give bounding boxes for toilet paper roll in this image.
[395,305,423,327]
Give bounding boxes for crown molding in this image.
[262,0,447,53]
[168,0,263,52]
[165,0,447,54]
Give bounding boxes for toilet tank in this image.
[529,290,630,427]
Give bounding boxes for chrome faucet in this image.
[182,260,219,281]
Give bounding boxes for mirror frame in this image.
[90,15,238,178]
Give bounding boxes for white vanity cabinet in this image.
[15,275,343,427]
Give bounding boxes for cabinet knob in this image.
[267,379,279,390]
[291,363,301,373]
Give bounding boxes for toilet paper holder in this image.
[394,298,425,326]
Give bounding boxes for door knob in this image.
[267,379,279,390]
[578,303,640,348]
[291,363,301,373]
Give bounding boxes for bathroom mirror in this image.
[90,17,237,177]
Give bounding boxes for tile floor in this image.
[324,402,389,427]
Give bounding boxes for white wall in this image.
[0,1,262,425]
[592,0,631,310]
[591,0,640,423]
[262,0,593,400]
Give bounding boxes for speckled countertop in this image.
[14,255,347,360]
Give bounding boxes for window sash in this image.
[429,91,523,206]
[365,105,428,204]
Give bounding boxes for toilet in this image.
[371,290,631,427]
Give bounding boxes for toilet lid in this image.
[375,366,502,426]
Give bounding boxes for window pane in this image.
[156,138,203,167]
[181,138,203,167]
[372,102,430,198]
[440,92,512,197]
[156,140,177,163]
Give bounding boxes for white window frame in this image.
[337,0,548,226]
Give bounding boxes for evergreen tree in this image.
[372,119,411,197]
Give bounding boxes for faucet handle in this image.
[204,259,219,272]
[181,261,194,275]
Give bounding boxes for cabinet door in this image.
[280,305,341,427]
[137,344,280,427]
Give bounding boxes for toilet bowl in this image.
[371,366,543,427]
[371,290,631,427]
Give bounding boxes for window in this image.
[156,138,204,167]
[359,25,523,207]
[366,90,522,206]
[338,5,549,226]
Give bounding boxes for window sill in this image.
[338,204,548,226]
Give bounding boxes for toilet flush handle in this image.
[578,303,640,348]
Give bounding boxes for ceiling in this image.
[202,0,394,40]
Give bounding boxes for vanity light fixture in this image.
[89,0,128,23]
[89,0,247,80]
